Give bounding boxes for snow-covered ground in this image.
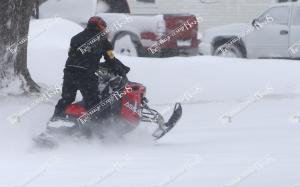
[1,18,300,187]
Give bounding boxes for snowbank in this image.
[28,17,83,86]
[26,18,300,103]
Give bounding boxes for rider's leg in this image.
[52,69,78,120]
[79,74,101,111]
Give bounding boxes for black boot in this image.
[50,110,66,122]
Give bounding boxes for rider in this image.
[51,16,130,121]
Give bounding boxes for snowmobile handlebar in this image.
[95,66,115,78]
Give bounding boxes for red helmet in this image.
[88,16,107,31]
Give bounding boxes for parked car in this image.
[199,3,300,59]
[38,0,199,57]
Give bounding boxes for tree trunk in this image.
[0,0,40,95]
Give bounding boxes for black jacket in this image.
[65,27,114,73]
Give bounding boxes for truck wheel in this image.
[113,33,142,57]
[213,44,244,58]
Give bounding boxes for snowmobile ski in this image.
[151,103,182,140]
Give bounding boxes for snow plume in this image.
[0,75,24,96]
[0,66,29,96]
[6,84,61,125]
[0,49,24,96]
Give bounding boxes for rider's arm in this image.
[103,39,115,61]
[68,38,77,57]
[102,39,130,76]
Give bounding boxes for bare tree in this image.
[0,0,40,94]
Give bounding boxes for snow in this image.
[1,17,300,187]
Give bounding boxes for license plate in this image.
[177,39,192,47]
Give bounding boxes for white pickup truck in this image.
[199,3,300,59]
[39,0,199,57]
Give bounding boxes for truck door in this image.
[245,6,291,58]
[289,5,300,58]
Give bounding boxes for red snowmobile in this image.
[34,66,182,148]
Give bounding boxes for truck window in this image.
[97,0,130,13]
[259,7,290,25]
[293,6,300,25]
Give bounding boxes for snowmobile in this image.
[34,66,182,148]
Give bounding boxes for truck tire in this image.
[112,32,144,57]
[213,42,244,58]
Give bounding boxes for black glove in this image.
[108,58,130,77]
